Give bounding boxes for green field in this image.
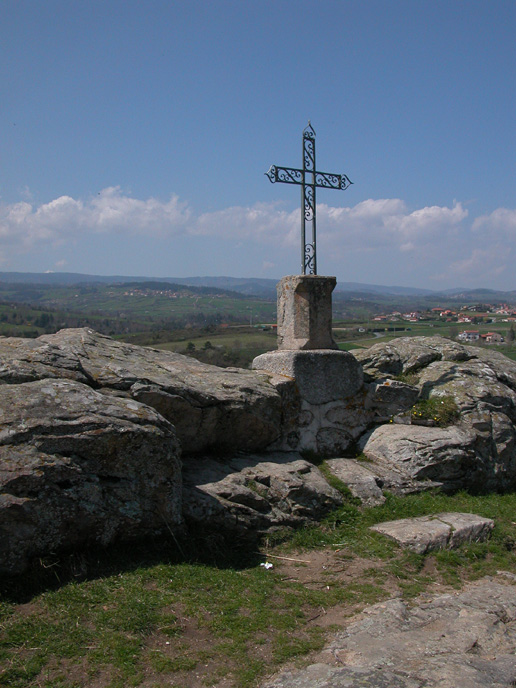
[0,282,276,323]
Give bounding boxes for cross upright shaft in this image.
[265,122,352,275]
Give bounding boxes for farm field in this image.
[144,319,516,368]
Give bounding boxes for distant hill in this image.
[334,282,433,296]
[0,272,514,302]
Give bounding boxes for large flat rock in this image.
[262,577,516,687]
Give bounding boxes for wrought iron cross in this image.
[265,122,352,275]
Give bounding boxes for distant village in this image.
[371,303,516,344]
[114,289,516,346]
[116,287,226,300]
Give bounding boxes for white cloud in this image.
[194,202,299,246]
[0,189,470,256]
[472,208,516,237]
[432,246,510,284]
[316,199,468,254]
[89,187,191,235]
[0,187,191,251]
[1,187,514,289]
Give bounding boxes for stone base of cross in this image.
[276,274,338,350]
[252,273,362,457]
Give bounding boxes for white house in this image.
[458,330,480,341]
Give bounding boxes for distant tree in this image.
[507,326,515,348]
[203,340,213,350]
[186,341,196,354]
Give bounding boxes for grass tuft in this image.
[410,395,459,426]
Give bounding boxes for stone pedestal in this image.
[252,274,367,456]
[277,275,338,350]
[252,349,366,455]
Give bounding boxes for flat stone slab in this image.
[262,576,516,687]
[371,512,494,554]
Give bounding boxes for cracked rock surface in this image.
[353,337,516,492]
[183,452,343,539]
[262,577,516,688]
[0,328,282,455]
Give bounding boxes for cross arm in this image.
[314,171,353,191]
[265,165,303,185]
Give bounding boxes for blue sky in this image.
[1,0,515,290]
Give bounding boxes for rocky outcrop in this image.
[2,329,516,574]
[0,328,282,455]
[0,329,288,574]
[353,337,516,493]
[0,378,181,575]
[353,335,477,378]
[262,577,516,687]
[183,452,343,539]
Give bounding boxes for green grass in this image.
[286,486,516,576]
[154,329,276,354]
[3,488,515,687]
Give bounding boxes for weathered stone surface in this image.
[253,350,363,405]
[361,423,484,491]
[365,378,419,420]
[276,275,338,350]
[353,335,476,380]
[371,512,494,554]
[4,329,282,455]
[182,452,343,538]
[262,577,516,687]
[325,458,385,506]
[0,379,182,575]
[0,334,90,384]
[327,454,443,498]
[253,350,368,454]
[353,337,516,492]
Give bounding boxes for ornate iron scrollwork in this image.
[304,185,314,222]
[304,243,315,273]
